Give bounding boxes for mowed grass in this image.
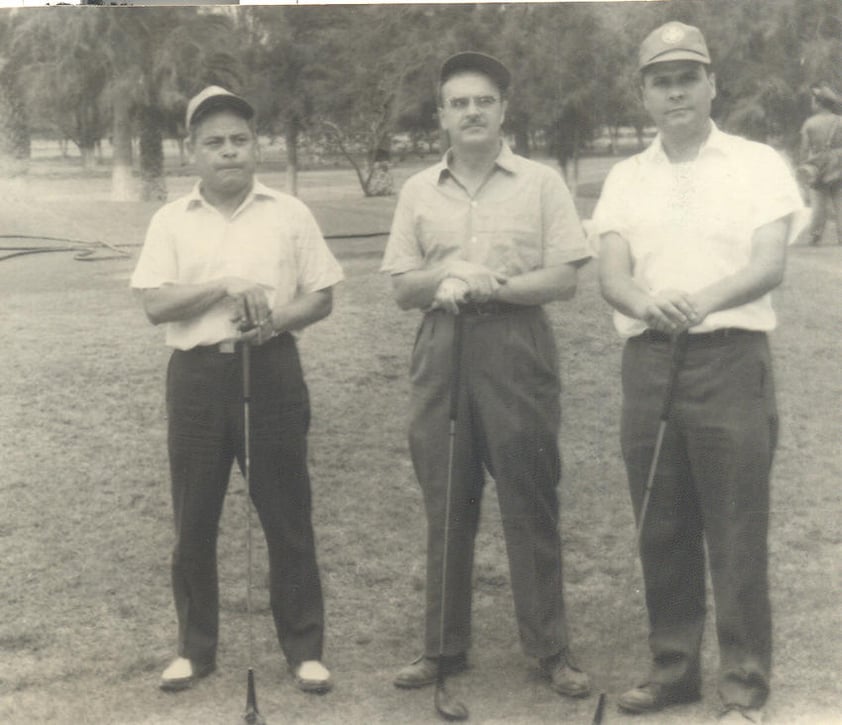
[0,161,840,724]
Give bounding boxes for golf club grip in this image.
[448,315,464,423]
[659,331,689,421]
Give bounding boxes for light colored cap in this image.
[638,21,711,72]
[185,85,254,129]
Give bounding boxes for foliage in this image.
[2,1,841,195]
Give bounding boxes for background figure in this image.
[798,83,842,245]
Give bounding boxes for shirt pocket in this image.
[483,209,542,274]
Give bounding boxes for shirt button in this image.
[470,236,477,244]
[471,201,478,208]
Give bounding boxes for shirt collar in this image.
[186,177,277,210]
[647,121,728,163]
[435,141,518,184]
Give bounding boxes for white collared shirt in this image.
[593,124,804,338]
[131,179,344,350]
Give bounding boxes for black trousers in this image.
[621,331,777,709]
[166,333,324,668]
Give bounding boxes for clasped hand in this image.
[224,277,274,345]
[431,260,508,315]
[642,289,704,334]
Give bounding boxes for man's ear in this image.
[708,71,717,102]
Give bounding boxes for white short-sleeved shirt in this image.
[131,180,344,350]
[593,124,804,338]
[381,143,591,277]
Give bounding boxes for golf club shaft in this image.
[636,331,689,548]
[438,314,464,658]
[242,343,254,666]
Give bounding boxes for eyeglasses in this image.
[445,95,500,111]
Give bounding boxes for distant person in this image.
[382,52,593,699]
[131,86,343,695]
[799,82,842,245]
[594,22,803,723]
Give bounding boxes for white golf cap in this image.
[185,85,254,129]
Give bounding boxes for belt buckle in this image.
[218,340,236,354]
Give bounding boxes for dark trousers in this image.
[166,333,324,669]
[621,332,778,709]
[409,308,570,659]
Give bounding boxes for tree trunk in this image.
[110,93,135,201]
[80,144,97,171]
[285,121,299,197]
[0,70,30,179]
[139,105,167,202]
[511,116,530,158]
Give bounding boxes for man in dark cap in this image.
[382,52,592,697]
[594,22,803,723]
[131,85,342,695]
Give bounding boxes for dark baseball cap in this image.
[185,85,254,129]
[440,51,511,94]
[638,21,711,72]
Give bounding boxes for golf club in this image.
[591,331,689,725]
[240,342,267,725]
[433,313,469,722]
[635,330,689,550]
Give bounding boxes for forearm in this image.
[599,271,653,320]
[391,267,450,310]
[140,281,227,325]
[692,218,788,318]
[492,263,580,305]
[272,288,333,334]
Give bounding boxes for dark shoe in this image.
[293,660,333,694]
[393,653,467,689]
[617,681,701,713]
[539,651,591,698]
[159,657,216,692]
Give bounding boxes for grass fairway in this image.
[0,161,840,724]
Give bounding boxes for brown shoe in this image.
[393,653,467,689]
[617,681,701,713]
[539,651,591,698]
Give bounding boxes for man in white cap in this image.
[594,22,803,722]
[131,86,342,694]
[383,51,592,698]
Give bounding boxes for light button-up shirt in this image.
[131,180,344,350]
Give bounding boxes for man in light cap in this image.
[383,51,592,697]
[594,21,803,722]
[131,85,342,694]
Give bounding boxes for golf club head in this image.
[242,669,266,725]
[434,680,469,721]
[242,710,266,725]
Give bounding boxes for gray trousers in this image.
[621,331,777,709]
[408,307,571,659]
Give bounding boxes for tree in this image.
[315,5,439,197]
[13,8,110,171]
[238,6,335,197]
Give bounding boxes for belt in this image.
[638,328,763,344]
[192,340,239,354]
[457,301,534,316]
